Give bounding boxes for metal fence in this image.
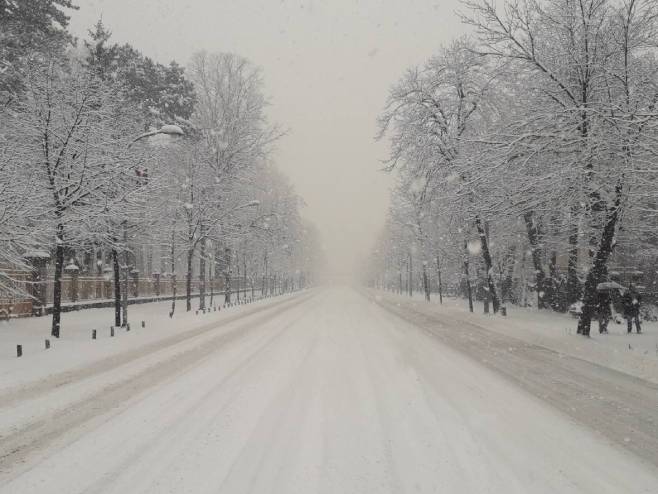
[0,274,263,318]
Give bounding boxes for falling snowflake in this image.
[467,239,481,255]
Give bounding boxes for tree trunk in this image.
[236,254,241,302]
[422,263,430,301]
[523,211,547,309]
[170,230,177,317]
[435,255,443,304]
[224,248,232,305]
[548,250,559,311]
[262,252,268,296]
[170,274,177,316]
[121,223,129,327]
[209,259,214,308]
[475,216,500,313]
[244,256,248,299]
[199,230,206,310]
[186,246,193,311]
[566,206,580,305]
[463,239,474,313]
[577,182,623,336]
[51,223,65,338]
[112,247,121,326]
[408,252,413,297]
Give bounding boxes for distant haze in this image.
[68,0,464,276]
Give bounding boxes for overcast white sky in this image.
[68,0,464,276]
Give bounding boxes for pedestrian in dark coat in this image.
[597,291,612,334]
[622,285,642,334]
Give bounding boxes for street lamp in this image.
[129,124,185,147]
[120,124,185,327]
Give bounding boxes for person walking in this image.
[622,284,642,334]
[597,290,612,334]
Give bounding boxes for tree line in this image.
[369,0,658,336]
[0,1,323,336]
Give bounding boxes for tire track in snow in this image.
[0,292,316,479]
[362,298,540,492]
[351,306,404,494]
[75,299,319,494]
[371,292,658,469]
[0,292,309,409]
[216,322,322,492]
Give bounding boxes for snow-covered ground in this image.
[1,286,657,493]
[375,290,658,385]
[0,293,298,390]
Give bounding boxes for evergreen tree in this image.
[83,18,118,79]
[0,0,77,101]
[81,21,195,131]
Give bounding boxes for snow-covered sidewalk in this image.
[0,292,302,391]
[374,290,658,385]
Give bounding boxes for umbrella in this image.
[597,281,626,292]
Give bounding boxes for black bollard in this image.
[110,327,115,337]
[17,345,22,358]
[45,339,50,350]
[141,320,145,328]
[92,329,97,340]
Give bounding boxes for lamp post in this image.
[120,124,185,327]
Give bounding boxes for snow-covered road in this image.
[1,287,657,493]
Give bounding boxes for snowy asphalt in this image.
[1,286,657,493]
[373,291,658,469]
